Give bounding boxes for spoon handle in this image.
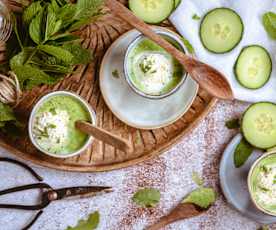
[147,215,175,230]
[105,0,233,100]
[76,121,133,153]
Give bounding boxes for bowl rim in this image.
[247,151,276,216]
[28,90,96,159]
[124,28,188,100]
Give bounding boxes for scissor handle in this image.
[0,183,52,210]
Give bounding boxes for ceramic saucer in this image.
[220,134,276,224]
[99,28,198,129]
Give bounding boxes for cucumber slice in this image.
[129,0,174,24]
[242,102,276,149]
[174,0,181,9]
[200,8,244,53]
[234,45,272,89]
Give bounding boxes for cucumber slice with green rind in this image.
[174,0,181,9]
[200,8,244,53]
[242,102,276,149]
[129,0,174,24]
[234,45,272,89]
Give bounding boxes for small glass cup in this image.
[0,1,12,44]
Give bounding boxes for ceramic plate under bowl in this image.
[220,134,276,224]
[99,28,198,129]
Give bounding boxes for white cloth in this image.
[170,0,276,102]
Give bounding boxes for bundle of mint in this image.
[0,0,103,134]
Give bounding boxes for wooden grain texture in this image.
[0,0,217,172]
[146,203,205,230]
[106,0,233,100]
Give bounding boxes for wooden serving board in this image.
[0,0,217,172]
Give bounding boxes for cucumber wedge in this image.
[200,8,244,53]
[234,45,272,89]
[129,0,174,24]
[242,102,276,149]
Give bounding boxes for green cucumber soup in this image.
[126,35,185,96]
[32,95,91,155]
[249,153,276,215]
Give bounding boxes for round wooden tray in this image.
[0,1,217,172]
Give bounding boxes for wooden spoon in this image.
[75,121,133,153]
[105,0,234,100]
[147,203,206,230]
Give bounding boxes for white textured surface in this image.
[170,0,276,102]
[0,100,274,230]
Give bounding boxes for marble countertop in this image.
[0,100,273,230]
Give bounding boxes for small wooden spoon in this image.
[75,121,133,153]
[105,0,234,100]
[147,203,206,230]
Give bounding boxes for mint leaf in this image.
[0,102,15,122]
[182,187,216,209]
[234,138,254,168]
[132,188,160,208]
[29,9,44,44]
[66,211,100,230]
[10,48,35,69]
[12,65,58,89]
[181,36,195,54]
[23,1,42,25]
[225,118,240,129]
[192,14,200,20]
[45,5,61,41]
[38,45,74,63]
[62,43,92,64]
[263,12,276,39]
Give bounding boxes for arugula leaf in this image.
[192,171,204,186]
[234,138,254,168]
[181,36,195,54]
[12,65,58,89]
[62,43,92,64]
[29,9,44,44]
[182,187,216,209]
[38,45,74,63]
[192,14,201,20]
[23,1,43,25]
[132,188,160,208]
[263,12,276,39]
[225,118,240,129]
[66,211,100,230]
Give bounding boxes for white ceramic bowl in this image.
[124,29,188,99]
[28,91,96,158]
[248,152,276,216]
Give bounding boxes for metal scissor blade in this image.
[52,186,113,201]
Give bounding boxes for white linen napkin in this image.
[170,0,276,102]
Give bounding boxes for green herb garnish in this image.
[225,118,240,129]
[263,12,276,39]
[66,211,100,230]
[234,138,254,168]
[180,36,195,54]
[132,188,160,208]
[192,14,201,20]
[182,187,216,209]
[111,69,120,78]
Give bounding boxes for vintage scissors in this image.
[0,157,113,230]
